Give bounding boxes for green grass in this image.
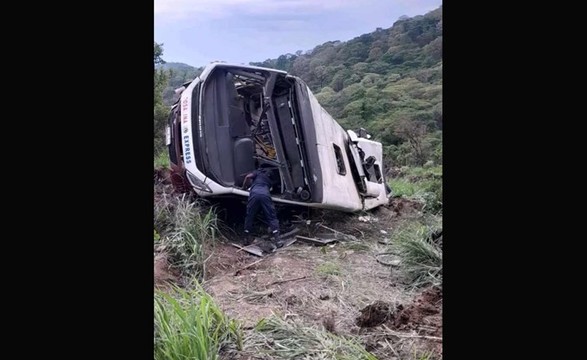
[247,316,377,359]
[154,193,220,279]
[402,165,442,178]
[388,165,442,213]
[388,178,418,197]
[168,205,219,278]
[316,262,341,276]
[391,218,442,288]
[154,283,242,360]
[416,179,442,213]
[154,149,170,168]
[340,241,372,252]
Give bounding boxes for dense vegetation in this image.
[154,44,169,153]
[154,6,442,169]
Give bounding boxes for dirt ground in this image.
[154,180,442,359]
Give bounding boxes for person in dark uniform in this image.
[241,164,283,249]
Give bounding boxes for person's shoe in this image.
[243,231,253,246]
[273,232,284,248]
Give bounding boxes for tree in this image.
[313,65,327,88]
[154,42,165,65]
[154,42,169,154]
[393,117,428,165]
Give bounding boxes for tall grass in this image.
[387,167,442,286]
[154,193,220,279]
[392,217,442,288]
[154,283,242,360]
[154,192,177,235]
[247,316,377,359]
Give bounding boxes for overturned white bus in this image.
[166,62,390,212]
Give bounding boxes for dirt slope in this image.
[154,174,442,359]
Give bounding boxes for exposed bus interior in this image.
[201,66,313,202]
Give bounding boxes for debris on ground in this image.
[231,236,298,257]
[295,235,337,246]
[358,215,378,223]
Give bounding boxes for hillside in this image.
[156,5,442,167]
[157,62,204,106]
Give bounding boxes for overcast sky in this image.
[155,0,442,68]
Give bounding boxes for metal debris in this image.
[295,235,337,246]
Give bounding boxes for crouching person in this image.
[241,164,283,249]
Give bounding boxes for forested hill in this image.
[158,6,442,167]
[158,62,204,106]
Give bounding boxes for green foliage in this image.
[154,42,165,65]
[251,52,300,72]
[159,62,204,106]
[256,7,442,166]
[387,178,418,197]
[154,149,170,168]
[316,262,341,276]
[154,42,169,155]
[154,283,243,360]
[153,104,168,154]
[417,179,442,213]
[387,165,442,214]
[403,165,442,213]
[154,193,220,279]
[391,216,442,288]
[403,165,443,178]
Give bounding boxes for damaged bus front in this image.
[166,62,390,212]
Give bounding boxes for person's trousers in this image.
[244,194,279,233]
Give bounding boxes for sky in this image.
[155,0,442,68]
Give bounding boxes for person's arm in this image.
[242,172,256,189]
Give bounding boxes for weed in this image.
[154,192,220,279]
[316,262,341,276]
[392,218,442,288]
[154,283,242,360]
